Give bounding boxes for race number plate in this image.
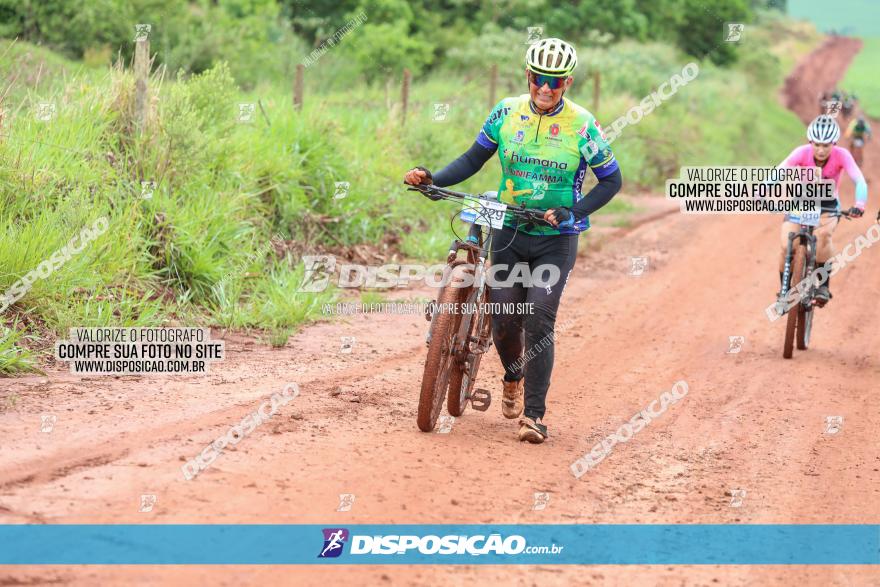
[473,200,508,229]
[791,210,820,226]
[790,199,820,226]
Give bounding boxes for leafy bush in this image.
[165,0,295,89]
[343,21,434,84]
[0,0,188,60]
[0,0,779,85]
[676,0,752,65]
[445,24,524,75]
[0,0,291,89]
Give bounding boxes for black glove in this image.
[413,166,442,201]
[547,207,575,228]
[415,166,433,184]
[848,206,864,218]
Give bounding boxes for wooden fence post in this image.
[592,70,600,114]
[401,68,410,127]
[134,37,149,133]
[294,64,304,111]
[488,63,498,108]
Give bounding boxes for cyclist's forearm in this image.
[843,154,868,208]
[855,180,868,208]
[570,169,622,219]
[432,141,496,187]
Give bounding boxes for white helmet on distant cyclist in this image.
[525,37,578,77]
[807,115,840,144]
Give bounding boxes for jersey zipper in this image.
[535,114,543,143]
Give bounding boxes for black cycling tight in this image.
[489,226,578,420]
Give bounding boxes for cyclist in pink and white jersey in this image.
[776,115,868,305]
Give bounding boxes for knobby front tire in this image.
[417,265,467,432]
[447,278,490,417]
[783,243,807,359]
[797,303,813,350]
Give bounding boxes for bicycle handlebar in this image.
[406,183,553,226]
[793,208,856,227]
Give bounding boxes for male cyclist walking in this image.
[404,38,622,443]
[776,115,868,305]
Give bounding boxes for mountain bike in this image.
[777,208,852,359]
[407,184,552,432]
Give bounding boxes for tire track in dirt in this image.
[0,334,428,491]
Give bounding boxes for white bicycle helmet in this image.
[525,37,578,77]
[807,115,840,143]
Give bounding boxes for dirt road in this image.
[1,37,878,586]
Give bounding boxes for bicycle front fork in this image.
[780,231,818,305]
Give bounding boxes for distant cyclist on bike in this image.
[845,115,872,141]
[404,38,622,443]
[776,115,868,305]
[845,115,872,166]
[845,115,872,142]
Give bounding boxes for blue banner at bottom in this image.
[1,525,878,564]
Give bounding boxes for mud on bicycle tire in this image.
[417,264,468,432]
[783,243,807,359]
[447,274,491,417]
[797,301,813,350]
[795,248,814,350]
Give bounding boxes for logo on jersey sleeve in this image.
[486,106,510,125]
[577,122,589,139]
[581,138,599,159]
[577,119,608,142]
[318,528,349,558]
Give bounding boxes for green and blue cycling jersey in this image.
[476,94,619,236]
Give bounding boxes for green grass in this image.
[360,290,386,305]
[759,12,825,76]
[842,37,880,118]
[0,322,39,375]
[0,39,92,105]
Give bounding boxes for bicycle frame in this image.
[424,218,491,341]
[780,225,818,309]
[779,210,851,311]
[422,206,496,412]
[418,182,550,345]
[450,223,492,360]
